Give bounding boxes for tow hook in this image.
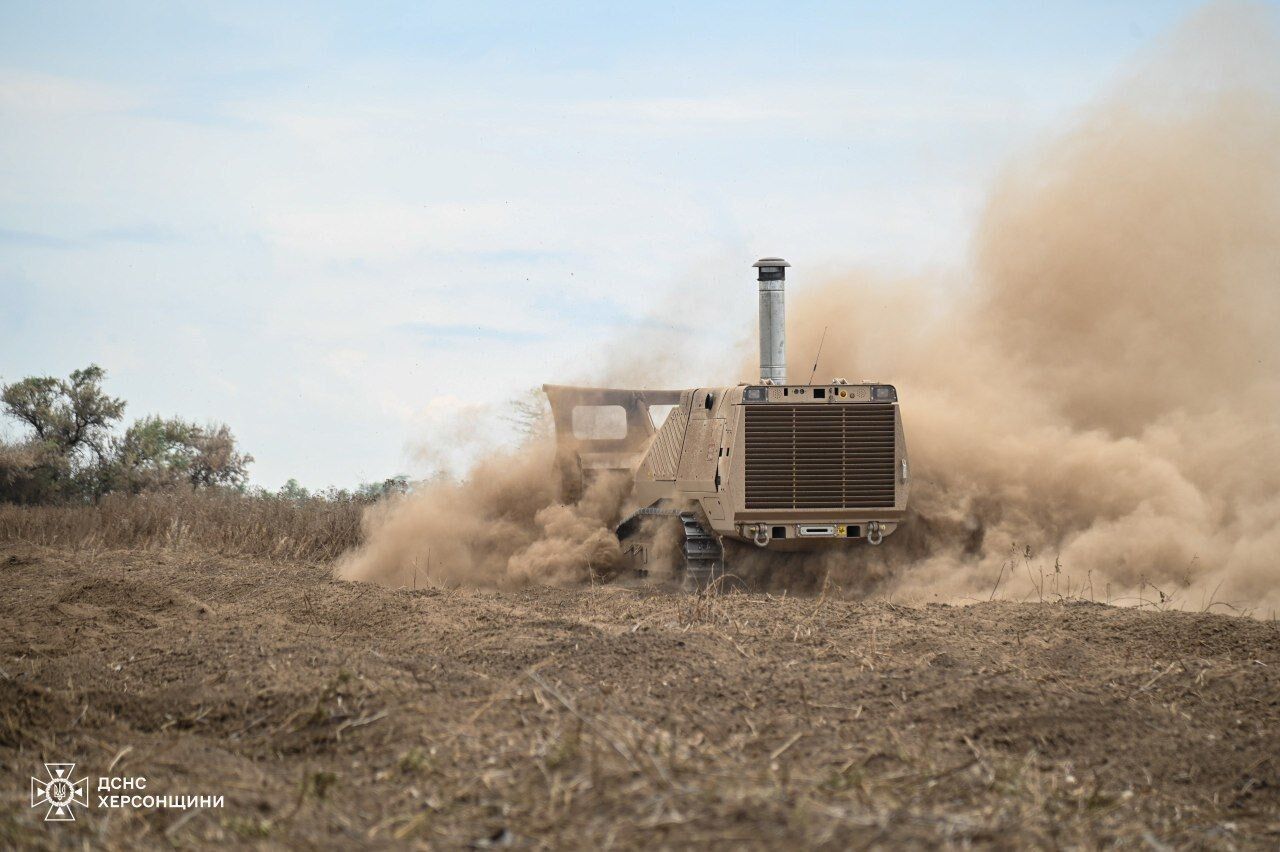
[752,525,770,547]
[867,522,884,546]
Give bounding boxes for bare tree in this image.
[186,422,253,488]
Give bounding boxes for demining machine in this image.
[544,258,909,587]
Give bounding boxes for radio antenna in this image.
[807,326,828,386]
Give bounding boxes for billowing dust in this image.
[337,5,1280,612]
[337,440,631,589]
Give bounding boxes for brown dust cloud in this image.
[337,4,1280,614]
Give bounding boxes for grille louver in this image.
[744,403,896,509]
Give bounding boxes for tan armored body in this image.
[545,258,909,586]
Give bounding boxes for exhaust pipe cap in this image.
[753,257,790,281]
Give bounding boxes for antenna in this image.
[806,326,829,386]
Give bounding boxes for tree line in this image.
[0,365,252,503]
[0,364,406,505]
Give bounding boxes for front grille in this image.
[744,403,896,509]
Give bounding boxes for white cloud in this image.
[0,69,143,114]
[261,200,519,261]
[568,96,803,125]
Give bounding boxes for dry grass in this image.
[3,544,1276,848]
[0,490,363,562]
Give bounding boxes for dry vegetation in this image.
[0,490,363,563]
[1,502,1277,848]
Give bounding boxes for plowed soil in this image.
[2,543,1278,848]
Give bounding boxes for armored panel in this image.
[677,418,724,491]
[744,403,896,508]
[643,401,688,481]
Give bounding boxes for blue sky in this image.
[0,1,1218,488]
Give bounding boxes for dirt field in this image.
[1,543,1277,849]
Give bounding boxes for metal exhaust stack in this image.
[754,257,789,384]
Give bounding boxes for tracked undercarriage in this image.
[614,501,725,589]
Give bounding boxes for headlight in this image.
[872,385,897,402]
[743,386,767,402]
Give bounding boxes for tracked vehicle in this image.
[545,258,909,587]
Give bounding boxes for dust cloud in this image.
[775,2,1280,612]
[338,3,1280,611]
[335,439,630,588]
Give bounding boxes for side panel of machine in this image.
[638,391,692,482]
[676,418,723,492]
